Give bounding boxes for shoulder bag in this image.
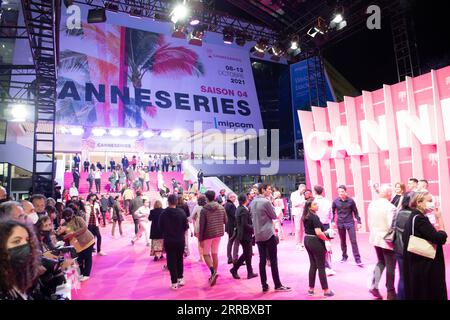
[407,214,436,259]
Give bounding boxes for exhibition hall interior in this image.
[0,0,449,302]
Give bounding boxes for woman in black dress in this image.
[403,192,447,300]
[149,200,165,261]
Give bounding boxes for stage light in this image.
[161,131,172,138]
[223,28,234,45]
[189,13,201,26]
[109,128,123,137]
[10,104,27,122]
[126,129,139,137]
[171,2,189,24]
[143,131,155,138]
[69,127,84,136]
[92,128,106,137]
[251,39,268,57]
[87,8,106,23]
[254,39,268,53]
[290,35,299,50]
[271,42,285,61]
[104,2,119,12]
[235,32,247,46]
[172,23,187,39]
[331,6,344,24]
[330,6,346,30]
[189,24,205,46]
[307,17,327,37]
[129,7,142,17]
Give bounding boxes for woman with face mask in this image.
[0,220,42,300]
[402,192,447,300]
[57,208,95,282]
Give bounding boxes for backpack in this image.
[393,209,412,255]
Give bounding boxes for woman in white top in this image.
[273,191,285,240]
[191,195,207,262]
[94,169,102,194]
[131,198,151,246]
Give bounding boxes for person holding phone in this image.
[57,208,95,282]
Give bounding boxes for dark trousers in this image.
[395,253,405,300]
[338,225,361,262]
[88,225,102,253]
[95,179,101,193]
[100,209,107,226]
[74,179,79,189]
[233,239,254,276]
[124,199,131,215]
[88,180,93,193]
[133,219,139,235]
[84,166,89,173]
[78,244,94,277]
[146,181,150,191]
[371,246,396,294]
[165,241,185,284]
[256,235,281,289]
[177,164,182,172]
[227,230,240,261]
[304,236,328,290]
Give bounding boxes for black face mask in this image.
[8,244,31,268]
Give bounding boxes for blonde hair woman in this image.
[273,191,285,240]
[403,192,447,299]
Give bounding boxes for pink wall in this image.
[298,66,450,231]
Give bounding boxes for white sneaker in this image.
[326,268,336,276]
[170,283,178,290]
[98,252,107,256]
[177,278,185,286]
[80,276,90,282]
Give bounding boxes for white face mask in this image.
[425,202,435,212]
[27,212,39,225]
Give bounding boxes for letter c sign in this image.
[305,132,332,161]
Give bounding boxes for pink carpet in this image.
[72,219,450,300]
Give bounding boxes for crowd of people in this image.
[0,174,447,300]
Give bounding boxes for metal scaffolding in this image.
[21,0,59,197]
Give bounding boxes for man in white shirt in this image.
[367,184,397,300]
[313,185,336,276]
[290,184,306,249]
[69,182,79,198]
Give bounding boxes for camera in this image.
[40,256,67,296]
[51,245,78,259]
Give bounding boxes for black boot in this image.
[230,267,240,279]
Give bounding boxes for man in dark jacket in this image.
[199,190,227,287]
[197,169,204,189]
[121,155,129,170]
[230,193,258,280]
[83,159,90,172]
[159,194,189,290]
[99,194,109,227]
[130,191,144,235]
[224,193,239,264]
[72,167,80,189]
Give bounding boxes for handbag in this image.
[383,228,395,243]
[407,215,436,259]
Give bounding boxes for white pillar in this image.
[69,153,72,171]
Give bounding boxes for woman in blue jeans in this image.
[302,198,335,297]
